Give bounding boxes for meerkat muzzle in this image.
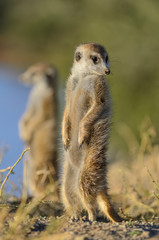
[105,69,110,75]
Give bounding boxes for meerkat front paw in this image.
[62,117,71,150]
[19,117,30,141]
[78,131,85,149]
[20,130,31,143]
[78,123,89,148]
[63,138,70,150]
[62,131,70,150]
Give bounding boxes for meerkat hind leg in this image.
[87,207,96,222]
[97,191,122,223]
[81,196,97,221]
[62,198,81,220]
[61,175,82,220]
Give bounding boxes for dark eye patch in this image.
[90,55,99,64]
[101,97,105,103]
[75,52,82,62]
[105,55,108,63]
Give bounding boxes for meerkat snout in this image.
[105,69,110,75]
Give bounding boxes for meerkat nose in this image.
[105,69,110,75]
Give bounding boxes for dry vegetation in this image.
[0,148,63,240]
[0,118,159,239]
[109,117,159,220]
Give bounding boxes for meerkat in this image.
[61,43,122,222]
[19,63,59,199]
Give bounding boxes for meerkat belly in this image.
[69,88,90,166]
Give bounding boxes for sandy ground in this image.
[27,216,159,240]
[0,201,159,240]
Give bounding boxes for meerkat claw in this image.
[64,145,67,151]
[79,140,84,149]
[64,144,69,151]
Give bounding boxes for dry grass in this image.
[109,117,159,219]
[0,148,63,240]
[0,148,30,199]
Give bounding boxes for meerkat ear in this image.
[75,52,82,62]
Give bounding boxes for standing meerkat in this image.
[61,43,122,222]
[19,63,59,199]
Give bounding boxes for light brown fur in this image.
[61,43,122,222]
[19,63,59,200]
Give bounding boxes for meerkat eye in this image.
[105,55,108,63]
[90,55,99,64]
[75,52,82,62]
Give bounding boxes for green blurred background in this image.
[0,0,159,155]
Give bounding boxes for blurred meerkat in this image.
[61,43,122,222]
[19,63,59,200]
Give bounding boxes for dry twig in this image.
[0,167,11,173]
[147,168,159,191]
[0,147,30,199]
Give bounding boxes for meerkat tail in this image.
[97,191,122,223]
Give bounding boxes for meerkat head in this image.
[20,63,57,86]
[72,43,110,76]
